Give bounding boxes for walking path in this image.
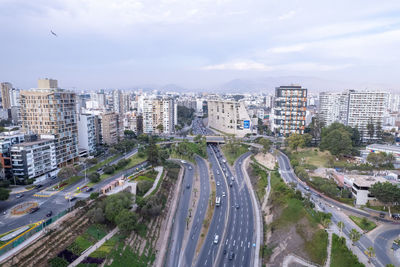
[68,227,119,267]
[143,166,163,198]
[282,254,320,267]
[325,228,333,267]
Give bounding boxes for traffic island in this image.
[10,202,38,216]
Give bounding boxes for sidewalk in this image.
[68,227,119,267]
[143,166,163,198]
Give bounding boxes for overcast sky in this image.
[1,0,400,91]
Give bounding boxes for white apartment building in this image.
[77,114,97,155]
[207,99,252,137]
[319,90,389,140]
[11,139,57,183]
[345,174,389,205]
[142,98,176,134]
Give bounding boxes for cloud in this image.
[202,61,274,71]
[278,10,296,20]
[268,44,305,54]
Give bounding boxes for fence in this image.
[0,208,72,256]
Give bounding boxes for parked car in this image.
[392,213,400,220]
[379,213,385,218]
[85,187,93,192]
[16,194,24,199]
[35,184,43,189]
[46,211,53,217]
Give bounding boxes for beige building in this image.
[20,79,79,167]
[100,113,120,145]
[207,99,252,137]
[1,82,12,109]
[143,98,176,134]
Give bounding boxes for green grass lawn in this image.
[304,229,328,265]
[87,155,119,173]
[349,215,377,232]
[289,148,332,168]
[89,235,120,258]
[331,234,365,267]
[99,153,147,180]
[221,144,249,165]
[251,163,269,201]
[54,175,84,190]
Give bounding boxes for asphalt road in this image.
[195,145,229,267]
[216,151,254,267]
[166,162,195,267]
[182,156,210,266]
[276,150,398,267]
[0,149,143,234]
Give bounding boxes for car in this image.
[305,186,310,191]
[223,249,227,254]
[46,211,53,217]
[186,184,190,189]
[35,184,43,189]
[216,170,220,175]
[181,160,186,164]
[222,159,226,163]
[66,196,77,201]
[97,168,103,172]
[222,167,226,172]
[188,166,192,170]
[216,181,220,186]
[16,194,24,199]
[392,213,400,220]
[29,207,39,213]
[229,182,233,187]
[379,213,385,218]
[231,177,235,181]
[214,234,219,244]
[235,204,240,209]
[228,250,235,260]
[85,187,93,192]
[222,192,226,197]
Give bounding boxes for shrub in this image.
[103,165,115,174]
[137,180,153,196]
[90,192,100,200]
[49,257,69,267]
[89,172,100,183]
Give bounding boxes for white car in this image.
[216,181,220,186]
[214,234,219,244]
[181,160,186,164]
[222,192,226,197]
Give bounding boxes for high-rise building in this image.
[142,97,176,134]
[77,114,97,155]
[207,99,252,137]
[1,82,12,109]
[0,133,26,180]
[11,139,57,183]
[112,89,124,114]
[272,85,308,136]
[318,90,389,140]
[99,112,119,145]
[20,79,79,167]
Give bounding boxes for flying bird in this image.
[50,30,58,37]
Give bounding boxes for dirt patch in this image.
[254,153,276,170]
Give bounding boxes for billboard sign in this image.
[243,120,250,129]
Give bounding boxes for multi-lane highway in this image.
[182,156,210,266]
[276,150,399,267]
[166,162,195,267]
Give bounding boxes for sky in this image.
[1,0,400,91]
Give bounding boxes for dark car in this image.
[67,196,77,202]
[228,251,235,260]
[16,194,24,199]
[46,211,53,217]
[85,187,93,192]
[29,207,39,213]
[392,213,400,220]
[223,249,227,255]
[235,204,240,209]
[186,184,190,189]
[35,184,43,189]
[379,213,385,218]
[229,182,233,187]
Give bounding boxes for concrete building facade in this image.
[77,113,97,155]
[19,79,79,167]
[272,85,308,136]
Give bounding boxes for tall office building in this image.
[77,113,97,155]
[272,85,308,136]
[318,90,389,140]
[20,79,79,167]
[99,112,119,145]
[1,82,12,109]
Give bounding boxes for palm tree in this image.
[349,229,362,245]
[193,188,198,197]
[337,221,344,237]
[365,246,375,263]
[322,218,331,229]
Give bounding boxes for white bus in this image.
[216,196,221,207]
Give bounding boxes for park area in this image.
[349,215,377,232]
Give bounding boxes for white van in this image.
[216,197,221,207]
[214,234,219,244]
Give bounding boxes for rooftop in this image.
[13,139,53,147]
[346,174,389,187]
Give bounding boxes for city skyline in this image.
[1,0,400,91]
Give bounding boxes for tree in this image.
[320,129,353,156]
[305,117,324,143]
[137,180,153,196]
[86,158,98,165]
[287,133,305,151]
[124,130,136,139]
[156,124,164,133]
[116,209,138,233]
[0,187,10,201]
[257,138,272,153]
[57,166,78,180]
[109,147,118,155]
[104,192,132,223]
[369,182,400,216]
[87,207,106,223]
[349,229,361,245]
[103,165,115,174]
[337,221,344,237]
[367,119,375,140]
[88,172,100,183]
[376,121,382,140]
[159,149,170,164]
[365,246,375,263]
[146,137,159,166]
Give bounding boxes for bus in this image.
[216,196,221,207]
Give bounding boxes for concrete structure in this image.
[345,174,389,205]
[19,79,79,167]
[11,139,57,183]
[207,99,252,136]
[77,114,97,155]
[143,97,176,134]
[361,144,400,168]
[318,90,389,141]
[272,85,307,136]
[0,133,26,180]
[1,82,12,109]
[99,113,119,145]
